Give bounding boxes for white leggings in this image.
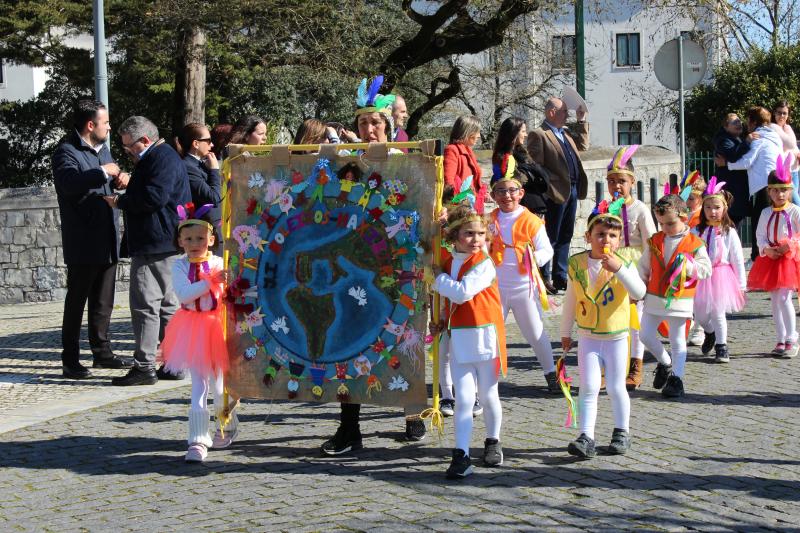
[770,289,797,344]
[501,287,555,374]
[577,337,630,439]
[451,358,502,454]
[694,307,728,345]
[190,368,224,411]
[640,313,688,377]
[630,300,645,360]
[439,347,455,401]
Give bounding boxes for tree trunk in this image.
[172,25,206,139]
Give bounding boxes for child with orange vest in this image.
[488,155,558,393]
[560,198,647,458]
[638,194,712,398]
[432,203,506,479]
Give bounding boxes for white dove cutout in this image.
[348,286,368,306]
[270,316,289,335]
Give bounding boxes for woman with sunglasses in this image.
[176,123,222,251]
[712,113,750,228]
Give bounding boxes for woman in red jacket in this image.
[444,115,486,213]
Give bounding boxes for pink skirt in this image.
[695,264,745,314]
[161,306,229,378]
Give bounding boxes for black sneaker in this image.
[62,363,92,380]
[701,331,716,355]
[445,448,473,479]
[714,343,730,364]
[543,279,559,295]
[440,399,455,417]
[321,426,363,455]
[93,354,133,369]
[567,433,596,458]
[553,278,568,292]
[482,438,503,466]
[472,399,483,417]
[608,428,631,455]
[545,370,563,395]
[652,363,673,390]
[156,364,186,380]
[405,417,426,441]
[661,375,685,398]
[111,367,157,386]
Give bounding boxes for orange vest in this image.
[441,249,507,376]
[688,208,701,229]
[646,232,703,298]
[489,208,544,274]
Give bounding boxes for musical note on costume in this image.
[579,302,587,316]
[601,287,614,306]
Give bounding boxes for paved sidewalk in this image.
[0,292,798,531]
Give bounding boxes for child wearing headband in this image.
[560,199,646,458]
[748,154,800,358]
[431,204,506,479]
[637,194,711,399]
[604,146,657,390]
[488,154,560,394]
[690,179,746,363]
[160,203,235,462]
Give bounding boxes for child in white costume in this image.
[638,194,712,399]
[690,179,746,363]
[432,204,507,479]
[603,146,657,390]
[561,198,646,458]
[488,154,559,393]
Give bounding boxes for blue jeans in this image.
[543,183,578,283]
[792,170,800,206]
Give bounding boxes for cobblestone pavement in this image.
[0,291,798,531]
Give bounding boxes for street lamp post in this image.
[93,0,109,109]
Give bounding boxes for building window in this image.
[617,120,642,145]
[552,35,576,69]
[616,33,640,67]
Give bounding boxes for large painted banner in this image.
[223,143,440,408]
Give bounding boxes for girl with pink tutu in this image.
[691,178,746,363]
[160,203,235,462]
[748,154,800,358]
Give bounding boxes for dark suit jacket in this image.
[116,141,191,256]
[52,130,120,264]
[527,121,589,204]
[183,155,222,228]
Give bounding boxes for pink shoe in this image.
[783,342,798,359]
[771,343,786,356]
[212,427,239,449]
[185,443,208,463]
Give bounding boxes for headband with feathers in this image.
[355,75,396,122]
[588,197,625,229]
[769,153,794,188]
[490,153,519,188]
[662,170,702,200]
[607,145,639,176]
[177,202,214,231]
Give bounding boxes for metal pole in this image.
[93,0,109,110]
[575,0,585,98]
[678,34,686,176]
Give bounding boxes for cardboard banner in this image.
[223,144,440,407]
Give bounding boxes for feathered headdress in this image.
[702,175,727,205]
[588,197,625,230]
[490,153,519,188]
[177,202,214,231]
[355,75,396,127]
[769,153,794,188]
[662,170,702,201]
[607,145,639,177]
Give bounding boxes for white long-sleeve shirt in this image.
[560,258,646,341]
[495,206,552,289]
[692,225,747,290]
[755,203,800,254]
[434,251,499,363]
[621,198,657,251]
[638,230,712,317]
[727,126,782,196]
[172,254,224,311]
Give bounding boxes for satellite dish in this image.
[654,38,707,91]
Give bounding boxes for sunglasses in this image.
[195,137,212,143]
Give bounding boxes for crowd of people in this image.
[51,80,800,478]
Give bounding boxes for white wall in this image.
[0,62,49,103]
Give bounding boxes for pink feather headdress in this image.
[769,153,794,188]
[607,145,639,177]
[702,176,727,205]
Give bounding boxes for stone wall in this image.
[0,187,129,304]
[0,146,678,304]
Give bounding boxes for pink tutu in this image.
[161,306,229,378]
[695,264,745,315]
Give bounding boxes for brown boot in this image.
[626,358,644,391]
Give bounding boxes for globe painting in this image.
[224,151,437,407]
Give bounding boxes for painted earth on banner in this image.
[223,145,439,407]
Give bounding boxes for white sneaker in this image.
[185,443,208,463]
[688,323,704,346]
[212,426,239,449]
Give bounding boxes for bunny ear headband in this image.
[607,145,639,177]
[702,175,728,205]
[588,197,625,230]
[769,153,794,189]
[177,202,214,231]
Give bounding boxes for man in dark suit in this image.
[527,96,589,293]
[52,100,133,379]
[104,116,191,386]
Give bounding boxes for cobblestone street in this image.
[0,291,798,531]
